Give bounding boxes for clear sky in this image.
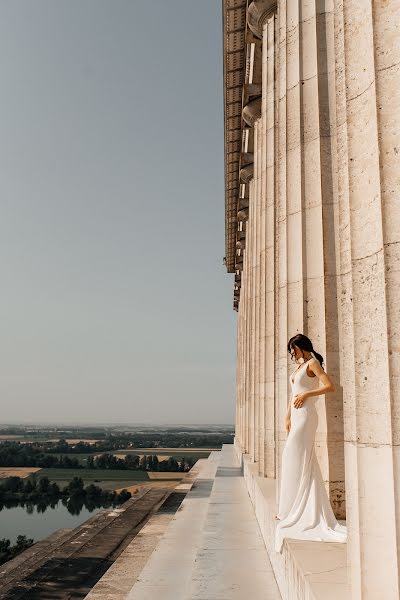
[0,1,236,426]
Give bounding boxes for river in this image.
[0,502,105,544]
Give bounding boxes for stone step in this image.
[0,486,172,599]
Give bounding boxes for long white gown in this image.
[274,355,347,553]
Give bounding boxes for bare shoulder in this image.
[307,357,323,376]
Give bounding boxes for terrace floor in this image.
[86,445,282,600]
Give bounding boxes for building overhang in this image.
[222,0,248,275]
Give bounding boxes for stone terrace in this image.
[86,445,282,600]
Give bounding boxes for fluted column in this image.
[275,0,288,501]
[264,14,276,478]
[236,296,245,448]
[258,29,267,478]
[374,2,400,582]
[248,178,256,460]
[297,0,346,516]
[338,0,399,597]
[254,119,262,466]
[299,0,328,483]
[244,212,251,455]
[315,0,346,518]
[254,121,262,463]
[285,0,305,336]
[333,12,358,595]
[235,316,240,442]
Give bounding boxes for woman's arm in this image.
[293,359,335,408]
[306,358,335,397]
[286,395,292,432]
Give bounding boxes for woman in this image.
[274,333,347,553]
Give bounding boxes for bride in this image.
[274,333,347,553]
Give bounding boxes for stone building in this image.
[223,0,400,598]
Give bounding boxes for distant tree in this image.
[0,535,34,566]
[167,457,178,472]
[85,483,100,497]
[49,482,60,496]
[38,476,50,494]
[23,479,35,494]
[58,439,70,452]
[66,477,84,496]
[3,476,23,493]
[125,454,140,470]
[118,489,131,503]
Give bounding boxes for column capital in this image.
[237,207,249,221]
[248,0,277,39]
[242,98,262,127]
[240,164,254,184]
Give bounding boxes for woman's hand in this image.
[285,415,291,433]
[293,391,309,409]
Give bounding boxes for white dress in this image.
[274,355,347,553]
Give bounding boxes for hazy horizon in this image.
[0,420,234,427]
[0,1,236,425]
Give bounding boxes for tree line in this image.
[0,475,131,507]
[0,430,233,447]
[0,442,196,472]
[0,535,34,567]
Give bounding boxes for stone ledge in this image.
[234,438,350,600]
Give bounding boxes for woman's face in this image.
[290,344,304,362]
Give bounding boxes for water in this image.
[0,501,105,544]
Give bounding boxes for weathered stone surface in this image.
[223,0,400,597]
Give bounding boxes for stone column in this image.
[299,0,328,479]
[242,96,261,461]
[235,315,240,443]
[339,0,400,597]
[258,29,268,479]
[285,0,305,337]
[374,1,400,583]
[237,294,245,448]
[247,1,278,476]
[296,0,346,516]
[315,0,346,518]
[248,178,256,460]
[264,14,276,478]
[244,202,252,456]
[275,0,288,501]
[255,119,263,466]
[254,121,261,463]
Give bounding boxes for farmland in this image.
[0,468,42,479]
[29,468,184,492]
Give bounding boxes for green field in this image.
[46,453,98,465]
[29,468,152,492]
[113,450,211,460]
[46,450,210,463]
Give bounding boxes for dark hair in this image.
[287,333,324,367]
